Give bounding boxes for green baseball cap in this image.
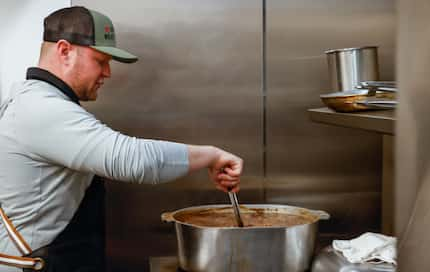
[43,6,138,63]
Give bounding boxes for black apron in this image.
[23,176,106,272]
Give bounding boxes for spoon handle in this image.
[228,191,244,227]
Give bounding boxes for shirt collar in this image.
[26,67,80,105]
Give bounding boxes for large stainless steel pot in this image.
[325,46,380,91]
[162,204,329,272]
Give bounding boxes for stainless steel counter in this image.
[312,247,396,272]
[149,246,396,272]
[149,257,179,272]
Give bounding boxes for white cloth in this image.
[332,232,397,265]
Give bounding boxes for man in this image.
[0,6,243,272]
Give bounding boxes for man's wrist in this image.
[187,145,219,172]
[208,145,221,168]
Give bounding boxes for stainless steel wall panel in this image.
[396,1,430,269]
[72,1,262,271]
[266,0,396,236]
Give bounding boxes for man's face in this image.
[71,46,112,101]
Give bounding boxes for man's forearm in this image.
[187,145,219,172]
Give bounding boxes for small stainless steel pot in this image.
[162,204,329,272]
[326,46,380,91]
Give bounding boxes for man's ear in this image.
[56,39,74,65]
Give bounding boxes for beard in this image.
[68,47,103,101]
[71,67,99,101]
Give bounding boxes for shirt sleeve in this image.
[14,89,189,185]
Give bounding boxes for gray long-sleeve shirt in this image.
[0,78,189,267]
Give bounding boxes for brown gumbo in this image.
[174,207,315,228]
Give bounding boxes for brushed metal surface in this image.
[308,108,395,135]
[396,0,430,270]
[177,223,316,272]
[312,246,396,272]
[149,257,178,272]
[266,0,395,236]
[394,0,430,238]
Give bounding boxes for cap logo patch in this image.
[104,25,115,40]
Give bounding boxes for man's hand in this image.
[188,145,243,193]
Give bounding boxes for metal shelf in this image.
[308,106,395,235]
[308,107,395,135]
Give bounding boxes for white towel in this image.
[332,232,397,265]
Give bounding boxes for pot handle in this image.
[311,210,330,220]
[161,212,175,223]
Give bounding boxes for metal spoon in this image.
[228,189,244,227]
[220,168,244,227]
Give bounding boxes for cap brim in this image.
[90,46,138,63]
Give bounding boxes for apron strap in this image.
[0,206,45,271]
[0,207,32,255]
[0,253,44,270]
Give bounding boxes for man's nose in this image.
[103,62,111,78]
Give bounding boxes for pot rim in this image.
[325,46,378,54]
[162,204,329,230]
